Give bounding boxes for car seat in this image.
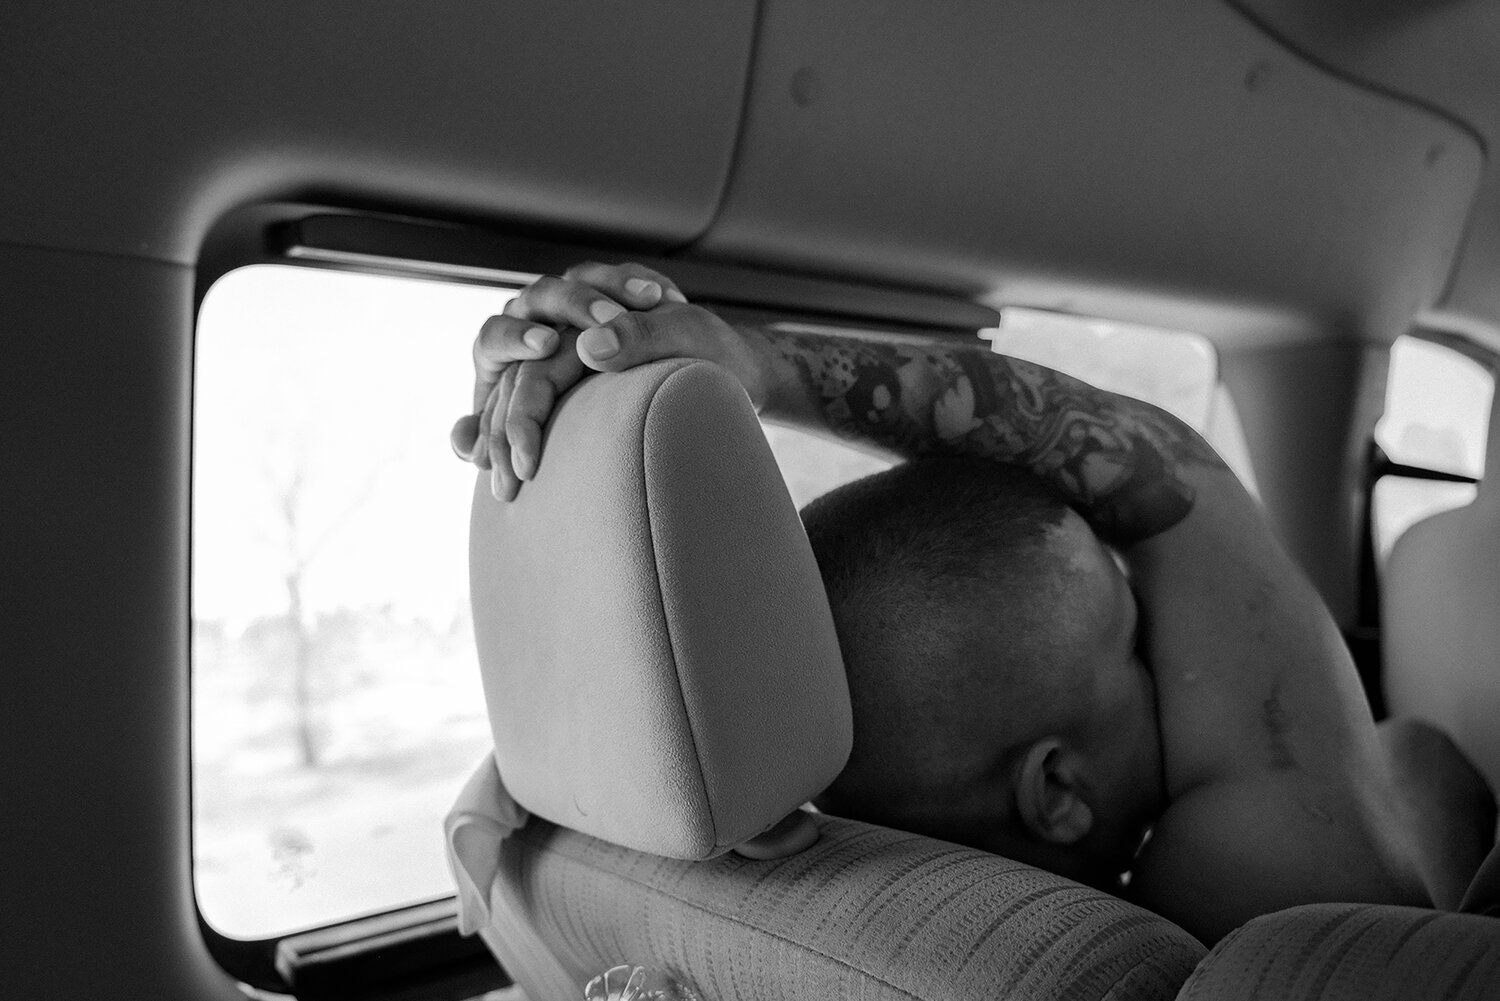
[444,359,1204,999]
[446,358,1500,1000]
[1384,377,1500,800]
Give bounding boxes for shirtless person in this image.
[451,262,1495,943]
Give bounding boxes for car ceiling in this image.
[1,0,1497,347]
[1238,0,1500,336]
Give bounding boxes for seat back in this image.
[448,756,1206,1001]
[1177,902,1500,1000]
[453,360,1206,999]
[468,359,851,859]
[1384,390,1500,795]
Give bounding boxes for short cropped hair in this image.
[802,457,1075,836]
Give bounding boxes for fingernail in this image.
[491,464,507,500]
[579,326,620,360]
[514,451,535,481]
[590,300,626,325]
[664,287,688,304]
[523,326,556,352]
[625,278,661,302]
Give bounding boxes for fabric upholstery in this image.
[1462,840,1500,917]
[468,359,851,859]
[1175,902,1500,1000]
[446,756,581,1001]
[1384,383,1500,796]
[462,777,1206,999]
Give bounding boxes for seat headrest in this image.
[469,359,852,859]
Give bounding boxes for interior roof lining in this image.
[1220,0,1488,155]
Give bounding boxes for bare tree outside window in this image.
[193,267,513,936]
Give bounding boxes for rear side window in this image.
[763,423,893,508]
[986,307,1255,493]
[193,265,513,938]
[1372,334,1495,560]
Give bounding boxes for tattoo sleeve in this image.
[761,326,1225,544]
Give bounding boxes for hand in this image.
[449,324,585,501]
[556,263,771,407]
[450,262,689,499]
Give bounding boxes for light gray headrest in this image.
[469,359,852,859]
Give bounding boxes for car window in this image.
[190,269,901,938]
[192,274,1247,939]
[193,265,515,938]
[1372,334,1495,560]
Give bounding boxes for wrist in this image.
[727,322,780,414]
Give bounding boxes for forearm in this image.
[747,323,1226,544]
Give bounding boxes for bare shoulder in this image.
[1126,774,1429,943]
[1122,465,1429,941]
[1125,466,1380,788]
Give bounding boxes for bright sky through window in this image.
[193,266,516,937]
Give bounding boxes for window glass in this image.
[1372,477,1478,563]
[987,307,1218,429]
[1375,336,1492,478]
[1372,335,1494,560]
[761,425,892,510]
[193,265,516,938]
[987,307,1257,494]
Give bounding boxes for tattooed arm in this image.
[751,328,1223,544]
[453,260,1222,543]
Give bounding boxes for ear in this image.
[1014,738,1094,846]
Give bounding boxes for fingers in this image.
[504,368,555,482]
[484,367,520,501]
[500,263,687,336]
[571,302,768,406]
[504,334,584,484]
[468,329,587,499]
[473,314,561,412]
[574,303,705,372]
[503,273,630,334]
[484,265,688,398]
[473,374,501,471]
[562,261,688,306]
[450,413,481,462]
[459,263,696,500]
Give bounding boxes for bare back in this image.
[1123,465,1427,940]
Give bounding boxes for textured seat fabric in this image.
[468,360,851,860]
[1175,902,1500,1000]
[448,755,1206,1001]
[1464,841,1500,917]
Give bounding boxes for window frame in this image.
[192,204,1000,995]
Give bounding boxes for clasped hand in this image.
[450,262,765,500]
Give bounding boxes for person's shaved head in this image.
[802,457,1092,845]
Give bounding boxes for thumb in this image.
[575,304,769,406]
[574,304,717,373]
